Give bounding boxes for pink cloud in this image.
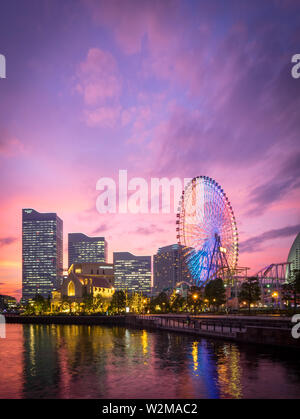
[0,136,25,157]
[85,0,182,55]
[75,48,121,105]
[84,105,121,128]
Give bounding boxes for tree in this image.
[282,269,300,311]
[82,294,94,313]
[150,292,170,313]
[170,294,185,313]
[24,301,35,315]
[129,292,148,313]
[109,290,126,314]
[61,296,72,313]
[94,295,109,314]
[187,286,203,313]
[205,278,226,310]
[31,294,49,315]
[238,277,261,313]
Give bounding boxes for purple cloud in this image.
[240,225,300,253]
[0,237,17,247]
[247,152,300,216]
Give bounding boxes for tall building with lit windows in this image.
[153,244,192,294]
[22,208,63,302]
[113,252,151,295]
[68,233,107,267]
[287,232,300,277]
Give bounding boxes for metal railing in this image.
[136,315,246,335]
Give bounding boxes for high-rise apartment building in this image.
[68,233,107,267]
[287,232,300,277]
[22,208,63,301]
[153,244,192,294]
[113,252,151,295]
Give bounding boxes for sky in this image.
[0,0,299,300]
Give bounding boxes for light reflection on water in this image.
[0,324,300,399]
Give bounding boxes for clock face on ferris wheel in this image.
[176,176,239,286]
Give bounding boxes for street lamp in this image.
[192,294,198,313]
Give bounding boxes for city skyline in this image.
[1,0,300,299]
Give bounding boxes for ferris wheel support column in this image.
[206,234,218,283]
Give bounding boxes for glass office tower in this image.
[113,252,151,295]
[68,233,107,267]
[153,244,192,294]
[22,208,63,302]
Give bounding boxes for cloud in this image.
[135,224,164,235]
[247,152,300,216]
[92,223,110,234]
[84,105,121,128]
[0,237,17,247]
[85,0,180,55]
[83,0,300,189]
[240,224,300,253]
[0,127,25,157]
[13,289,22,294]
[75,48,121,106]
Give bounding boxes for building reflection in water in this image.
[192,342,198,371]
[1,324,300,399]
[141,330,148,356]
[215,344,242,399]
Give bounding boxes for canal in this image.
[0,323,300,399]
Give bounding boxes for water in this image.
[0,323,300,399]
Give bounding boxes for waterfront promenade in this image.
[4,313,299,350]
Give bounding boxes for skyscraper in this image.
[287,232,300,275]
[22,208,63,302]
[153,244,192,294]
[113,252,151,294]
[68,233,107,267]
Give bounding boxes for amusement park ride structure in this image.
[176,175,292,308]
[176,176,239,287]
[255,262,292,307]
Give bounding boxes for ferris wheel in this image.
[176,176,238,287]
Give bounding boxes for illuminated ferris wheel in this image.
[176,176,238,287]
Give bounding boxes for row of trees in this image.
[149,277,262,314]
[24,291,147,315]
[24,272,299,316]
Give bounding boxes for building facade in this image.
[22,208,63,302]
[68,233,107,267]
[287,232,300,275]
[51,262,115,311]
[113,252,151,295]
[153,244,192,294]
[0,295,17,310]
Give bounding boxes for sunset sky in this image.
[0,0,299,300]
